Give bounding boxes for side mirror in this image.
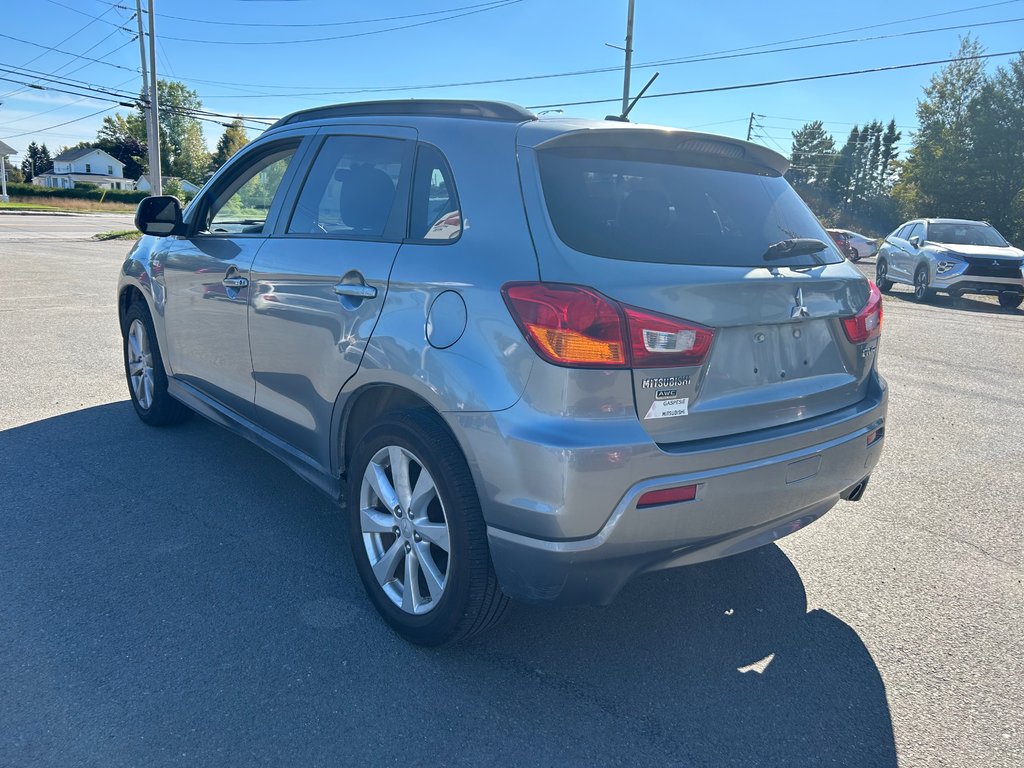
[135,195,183,237]
[909,235,921,248]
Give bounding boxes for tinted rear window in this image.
[537,147,842,267]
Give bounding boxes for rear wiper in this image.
[761,238,828,262]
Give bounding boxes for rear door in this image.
[246,127,415,467]
[519,130,877,444]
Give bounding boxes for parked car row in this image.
[875,218,1024,308]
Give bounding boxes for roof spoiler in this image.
[533,127,790,175]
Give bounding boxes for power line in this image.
[763,115,917,129]
[0,3,123,99]
[107,0,521,28]
[0,64,139,100]
[64,0,525,46]
[526,49,1024,110]
[19,0,1024,99]
[0,67,275,133]
[186,12,1024,100]
[0,32,138,74]
[0,106,116,140]
[0,75,139,128]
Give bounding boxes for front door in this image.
[248,129,415,468]
[159,139,305,419]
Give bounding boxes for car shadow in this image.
[0,403,896,767]
[882,284,1023,315]
[474,546,897,766]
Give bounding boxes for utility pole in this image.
[620,0,636,117]
[746,112,756,142]
[146,0,162,195]
[134,0,157,193]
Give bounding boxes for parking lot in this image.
[1,214,1021,766]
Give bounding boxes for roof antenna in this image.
[606,72,659,122]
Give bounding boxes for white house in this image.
[135,175,202,196]
[32,147,129,190]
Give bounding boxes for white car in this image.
[837,230,878,260]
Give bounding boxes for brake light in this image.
[502,283,626,368]
[502,283,714,369]
[842,281,883,343]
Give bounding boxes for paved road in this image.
[0,211,135,242]
[1,230,1021,767]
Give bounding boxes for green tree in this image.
[137,80,211,185]
[828,126,860,202]
[879,119,901,189]
[20,142,52,181]
[96,112,148,181]
[964,54,1024,243]
[788,121,836,188]
[902,36,988,217]
[209,118,249,174]
[3,157,24,183]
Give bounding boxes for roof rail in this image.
[269,100,536,130]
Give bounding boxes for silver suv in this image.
[876,218,1024,307]
[119,100,887,645]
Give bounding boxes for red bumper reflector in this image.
[866,427,884,446]
[637,484,698,508]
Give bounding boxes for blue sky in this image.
[1,0,1023,161]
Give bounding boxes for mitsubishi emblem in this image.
[791,287,811,319]
[993,260,1001,267]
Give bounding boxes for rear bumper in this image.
[453,374,887,605]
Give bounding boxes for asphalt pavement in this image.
[1,218,1021,766]
[0,211,134,242]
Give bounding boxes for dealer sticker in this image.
[644,397,689,419]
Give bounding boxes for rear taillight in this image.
[842,281,883,344]
[501,283,627,368]
[622,304,714,368]
[502,282,714,369]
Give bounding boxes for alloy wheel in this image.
[359,445,451,615]
[126,318,155,410]
[914,269,928,300]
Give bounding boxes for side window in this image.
[288,135,406,237]
[907,223,924,244]
[895,224,913,240]
[409,144,462,242]
[204,144,297,235]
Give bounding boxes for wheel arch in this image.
[915,259,934,283]
[118,284,148,333]
[334,383,460,477]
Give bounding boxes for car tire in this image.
[122,301,192,426]
[913,265,934,303]
[849,247,861,262]
[998,293,1023,309]
[347,409,509,646]
[875,259,894,293]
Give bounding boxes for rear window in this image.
[537,147,842,267]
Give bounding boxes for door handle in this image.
[333,283,377,299]
[222,276,249,288]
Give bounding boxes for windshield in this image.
[536,147,843,267]
[928,222,1008,247]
